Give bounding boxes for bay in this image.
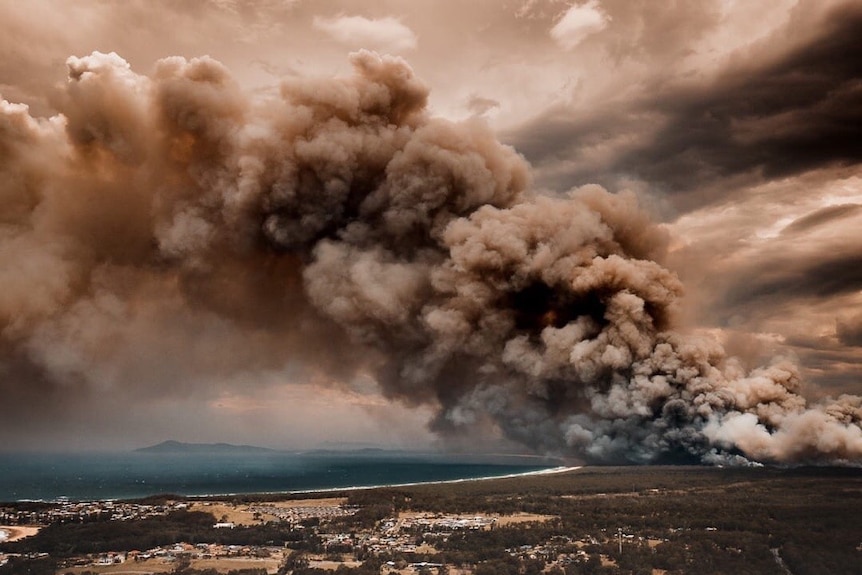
[0,451,558,502]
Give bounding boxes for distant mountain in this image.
[132,442,564,466]
[134,440,277,455]
[305,447,389,456]
[316,440,393,451]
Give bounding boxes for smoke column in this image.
[1,51,860,464]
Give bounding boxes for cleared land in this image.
[0,526,40,542]
[190,497,348,525]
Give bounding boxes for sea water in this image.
[0,451,558,502]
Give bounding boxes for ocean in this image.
[0,450,559,502]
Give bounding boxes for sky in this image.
[0,0,860,459]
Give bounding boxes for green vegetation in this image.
[0,556,57,575]
[2,466,860,575]
[338,466,862,574]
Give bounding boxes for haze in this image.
[0,0,860,459]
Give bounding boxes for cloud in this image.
[673,177,862,322]
[724,255,862,307]
[313,15,417,52]
[665,172,862,398]
[618,5,862,197]
[510,1,862,211]
[837,314,862,347]
[549,1,609,49]
[465,94,500,117]
[781,204,862,236]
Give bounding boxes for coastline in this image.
[354,464,583,491]
[189,465,584,499]
[1,464,583,503]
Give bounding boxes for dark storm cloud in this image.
[627,4,862,187]
[507,1,862,209]
[837,315,862,347]
[778,331,862,395]
[724,254,862,311]
[781,204,862,236]
[501,103,665,210]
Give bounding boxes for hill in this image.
[134,440,276,455]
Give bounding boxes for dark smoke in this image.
[1,50,860,464]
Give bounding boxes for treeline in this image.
[439,522,564,562]
[0,556,57,575]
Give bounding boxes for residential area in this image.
[1,495,604,574]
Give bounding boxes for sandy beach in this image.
[0,525,41,542]
[174,465,584,500]
[286,465,584,495]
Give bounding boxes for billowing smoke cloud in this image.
[1,50,860,465]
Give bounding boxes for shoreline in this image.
[286,465,583,495]
[186,465,584,500]
[5,466,583,504]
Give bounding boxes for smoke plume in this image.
[1,50,860,464]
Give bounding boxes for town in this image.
[2,466,860,575]
[0,494,665,575]
[1,499,191,527]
